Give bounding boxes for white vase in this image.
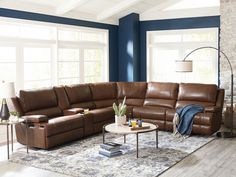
[115,115,126,126]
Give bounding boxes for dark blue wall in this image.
[118,13,140,81]
[139,16,220,81]
[0,8,119,81]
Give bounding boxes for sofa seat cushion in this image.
[166,109,175,121]
[144,99,176,109]
[25,107,62,118]
[133,106,165,120]
[63,108,84,116]
[88,107,114,123]
[47,114,84,137]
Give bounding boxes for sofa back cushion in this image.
[53,86,71,110]
[117,82,147,106]
[176,83,218,108]
[144,82,178,108]
[65,84,95,109]
[19,88,62,117]
[90,82,117,108]
[20,88,58,112]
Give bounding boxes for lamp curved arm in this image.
[183,46,233,75]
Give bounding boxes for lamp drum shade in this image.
[175,60,193,72]
[0,82,15,98]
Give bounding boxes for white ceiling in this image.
[0,0,220,25]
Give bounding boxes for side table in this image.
[0,118,28,159]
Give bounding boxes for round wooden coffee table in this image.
[102,122,158,158]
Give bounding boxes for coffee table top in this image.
[104,122,158,134]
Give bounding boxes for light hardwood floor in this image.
[0,135,235,177]
[160,138,236,177]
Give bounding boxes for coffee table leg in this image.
[102,125,105,144]
[156,130,158,148]
[124,134,126,143]
[136,133,139,158]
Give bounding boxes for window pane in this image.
[152,34,181,43]
[24,63,51,81]
[58,30,78,41]
[79,32,104,42]
[58,62,79,78]
[24,48,51,62]
[0,63,16,82]
[84,49,103,61]
[58,78,79,85]
[0,23,19,37]
[84,61,101,76]
[20,25,55,40]
[24,80,51,89]
[58,48,79,61]
[0,47,16,62]
[84,77,102,83]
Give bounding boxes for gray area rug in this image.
[10,131,214,177]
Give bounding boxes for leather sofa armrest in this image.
[204,106,221,113]
[21,115,48,123]
[63,108,84,116]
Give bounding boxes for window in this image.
[0,46,16,82]
[23,47,52,89]
[147,28,218,84]
[0,18,108,91]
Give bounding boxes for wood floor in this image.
[160,138,236,177]
[0,135,235,177]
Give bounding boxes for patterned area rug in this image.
[10,131,214,177]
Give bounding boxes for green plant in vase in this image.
[113,96,127,125]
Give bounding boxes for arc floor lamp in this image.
[175,46,235,138]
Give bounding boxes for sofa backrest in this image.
[117,82,147,106]
[144,82,179,108]
[64,84,95,109]
[53,86,71,110]
[176,83,218,108]
[19,88,62,118]
[89,82,117,108]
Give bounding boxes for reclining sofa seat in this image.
[174,83,224,135]
[12,82,225,149]
[133,82,179,130]
[13,88,84,149]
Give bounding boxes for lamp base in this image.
[216,131,236,138]
[0,98,10,121]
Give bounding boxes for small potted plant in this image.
[9,111,20,122]
[113,96,127,126]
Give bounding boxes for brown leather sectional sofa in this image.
[12,82,224,149]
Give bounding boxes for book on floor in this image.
[100,142,121,150]
[99,149,122,157]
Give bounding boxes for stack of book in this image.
[99,142,122,157]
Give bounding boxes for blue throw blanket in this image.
[174,104,204,135]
